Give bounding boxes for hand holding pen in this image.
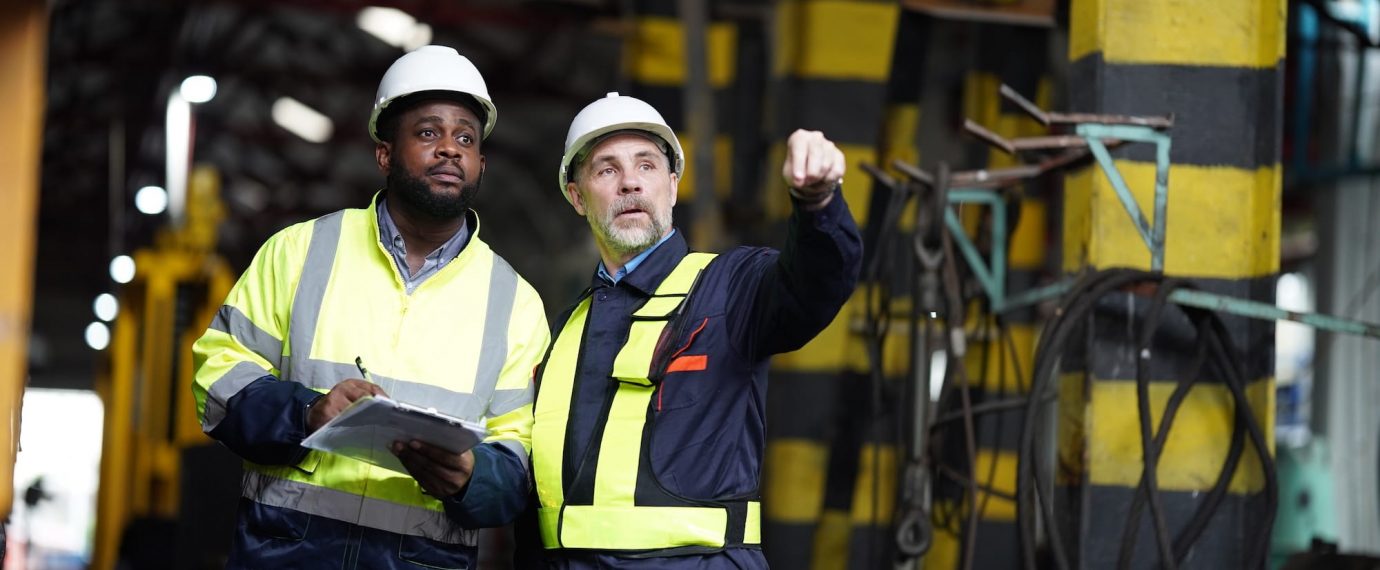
[305,356,389,434]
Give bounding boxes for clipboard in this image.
[300,395,488,475]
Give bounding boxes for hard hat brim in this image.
[369,90,498,143]
[559,121,684,193]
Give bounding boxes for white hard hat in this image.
[558,92,684,202]
[368,45,497,143]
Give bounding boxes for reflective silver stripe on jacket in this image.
[244,472,478,546]
[209,305,284,370]
[471,255,518,410]
[202,361,275,432]
[281,211,523,421]
[283,211,344,386]
[488,387,532,418]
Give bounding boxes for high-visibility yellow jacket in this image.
[192,199,548,568]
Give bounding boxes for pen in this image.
[355,356,375,383]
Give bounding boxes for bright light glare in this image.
[166,93,190,225]
[929,351,947,402]
[180,75,218,104]
[85,322,110,350]
[94,293,119,322]
[110,255,136,284]
[135,185,168,215]
[406,24,434,51]
[272,97,334,143]
[12,389,105,555]
[357,7,432,50]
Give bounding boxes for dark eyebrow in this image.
[410,115,478,130]
[587,155,618,168]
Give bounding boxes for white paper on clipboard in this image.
[301,395,488,475]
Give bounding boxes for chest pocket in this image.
[655,313,721,411]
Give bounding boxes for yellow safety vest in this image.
[532,252,762,554]
[192,202,549,545]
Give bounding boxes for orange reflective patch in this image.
[666,354,708,373]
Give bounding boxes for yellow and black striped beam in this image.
[761,1,905,567]
[1059,0,1283,567]
[621,0,741,209]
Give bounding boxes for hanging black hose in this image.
[1018,269,1279,570]
[860,163,1280,570]
[1134,278,1183,570]
[1019,269,1144,570]
[1117,283,1249,570]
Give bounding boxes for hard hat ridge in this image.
[557,92,685,204]
[368,45,498,143]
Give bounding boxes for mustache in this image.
[606,195,653,216]
[427,161,466,179]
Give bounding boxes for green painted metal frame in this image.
[938,123,1380,339]
[944,189,1007,308]
[1079,123,1172,272]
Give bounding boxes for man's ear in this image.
[375,142,392,174]
[668,173,679,208]
[565,181,587,217]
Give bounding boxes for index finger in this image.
[337,379,387,402]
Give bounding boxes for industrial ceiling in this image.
[33,0,633,390]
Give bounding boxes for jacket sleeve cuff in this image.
[209,376,321,466]
[442,442,530,528]
[791,185,850,233]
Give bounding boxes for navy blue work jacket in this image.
[536,191,862,569]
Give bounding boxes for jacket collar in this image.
[589,229,688,296]
[368,190,483,265]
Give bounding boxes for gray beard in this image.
[589,194,671,255]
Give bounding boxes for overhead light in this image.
[166,93,190,226]
[85,322,111,351]
[357,7,432,51]
[134,185,168,215]
[94,294,119,322]
[109,255,136,284]
[180,75,217,104]
[406,24,433,51]
[271,96,333,143]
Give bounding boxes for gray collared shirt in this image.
[377,199,470,294]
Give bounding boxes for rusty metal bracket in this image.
[860,84,1380,339]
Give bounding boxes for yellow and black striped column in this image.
[925,22,1050,570]
[759,1,903,568]
[621,0,739,228]
[1059,1,1283,567]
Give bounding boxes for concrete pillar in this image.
[760,1,902,568]
[1059,0,1284,568]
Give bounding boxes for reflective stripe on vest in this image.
[280,211,522,421]
[244,471,478,545]
[234,209,523,545]
[533,252,761,552]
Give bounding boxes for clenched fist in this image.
[781,129,845,210]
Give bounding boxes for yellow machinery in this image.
[92,165,237,570]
